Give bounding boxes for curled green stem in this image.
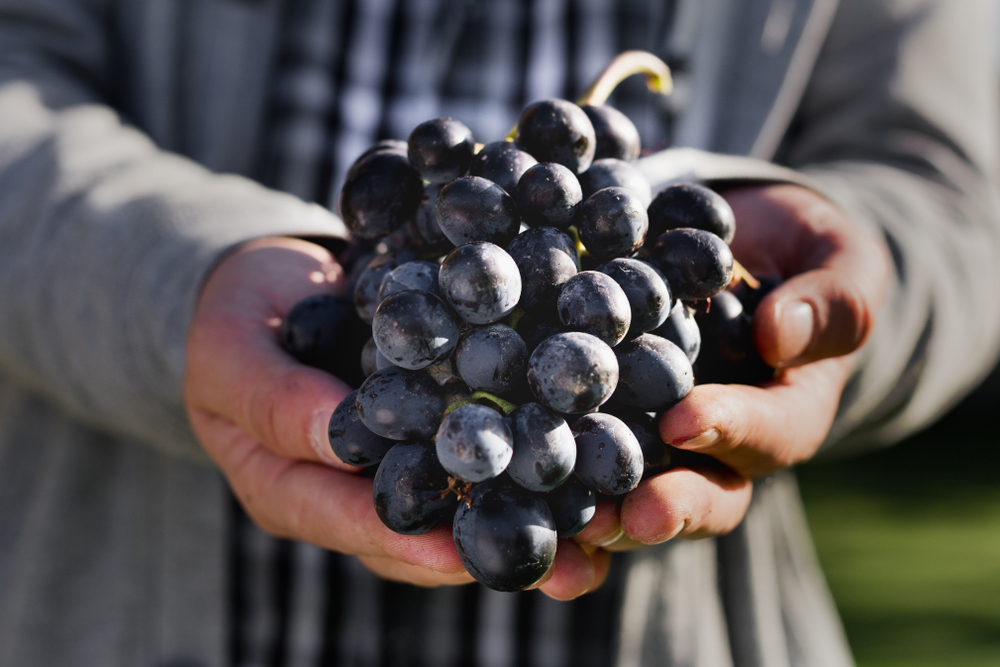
[444,391,518,417]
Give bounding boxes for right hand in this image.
[183,237,608,599]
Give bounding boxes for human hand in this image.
[593,183,890,549]
[184,237,606,599]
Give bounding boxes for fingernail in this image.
[777,300,814,364]
[311,410,341,466]
[593,527,626,548]
[674,428,721,450]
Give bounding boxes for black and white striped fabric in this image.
[241,2,685,665]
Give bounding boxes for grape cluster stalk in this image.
[279,52,776,592]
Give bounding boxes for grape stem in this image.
[731,260,761,290]
[444,391,518,417]
[504,50,672,141]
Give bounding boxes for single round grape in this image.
[731,275,782,315]
[581,104,641,162]
[611,334,694,412]
[339,151,424,239]
[596,258,672,337]
[693,291,774,386]
[527,332,619,414]
[361,337,379,377]
[557,271,632,347]
[579,158,652,206]
[353,251,416,324]
[439,242,522,325]
[347,140,408,173]
[576,187,649,260]
[515,162,583,229]
[280,295,357,375]
[543,476,596,537]
[611,409,671,473]
[653,301,701,363]
[407,117,475,183]
[572,413,643,495]
[647,182,736,244]
[452,478,558,591]
[356,367,446,441]
[648,228,734,301]
[372,289,460,370]
[435,404,513,483]
[379,261,441,300]
[469,141,538,197]
[505,226,579,313]
[327,390,394,467]
[515,99,596,174]
[435,176,521,247]
[373,441,457,535]
[506,403,576,492]
[454,324,528,394]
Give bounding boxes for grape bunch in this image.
[280,95,775,592]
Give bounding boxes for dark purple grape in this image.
[506,403,576,492]
[361,337,379,377]
[348,140,408,172]
[469,141,538,197]
[519,319,562,355]
[515,99,596,174]
[611,334,694,412]
[515,163,583,229]
[375,348,396,370]
[372,290,460,370]
[435,176,521,247]
[505,226,579,313]
[452,478,557,591]
[542,477,596,537]
[379,261,441,300]
[576,187,649,260]
[353,251,416,324]
[581,104,641,162]
[407,117,475,183]
[327,390,394,467]
[454,324,528,394]
[415,185,455,254]
[647,183,736,244]
[356,367,446,440]
[579,158,652,206]
[731,275,782,314]
[596,258,672,337]
[611,409,671,473]
[653,301,701,363]
[648,228,734,301]
[557,271,632,347]
[373,441,457,535]
[572,413,643,495]
[694,291,775,386]
[527,332,619,414]
[435,404,513,483]
[339,151,424,239]
[281,295,371,387]
[439,242,522,325]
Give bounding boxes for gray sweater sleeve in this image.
[786,0,1000,453]
[0,0,347,460]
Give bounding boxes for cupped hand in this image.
[611,183,890,547]
[184,237,604,599]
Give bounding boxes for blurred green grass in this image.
[798,390,1000,667]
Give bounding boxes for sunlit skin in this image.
[184,183,889,600]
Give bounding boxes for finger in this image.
[620,466,752,544]
[725,185,889,368]
[357,555,475,587]
[185,240,355,467]
[537,540,597,601]
[190,409,467,574]
[572,499,623,547]
[659,357,852,476]
[587,548,613,593]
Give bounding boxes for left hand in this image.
[577,183,890,549]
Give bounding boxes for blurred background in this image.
[797,10,1000,659]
